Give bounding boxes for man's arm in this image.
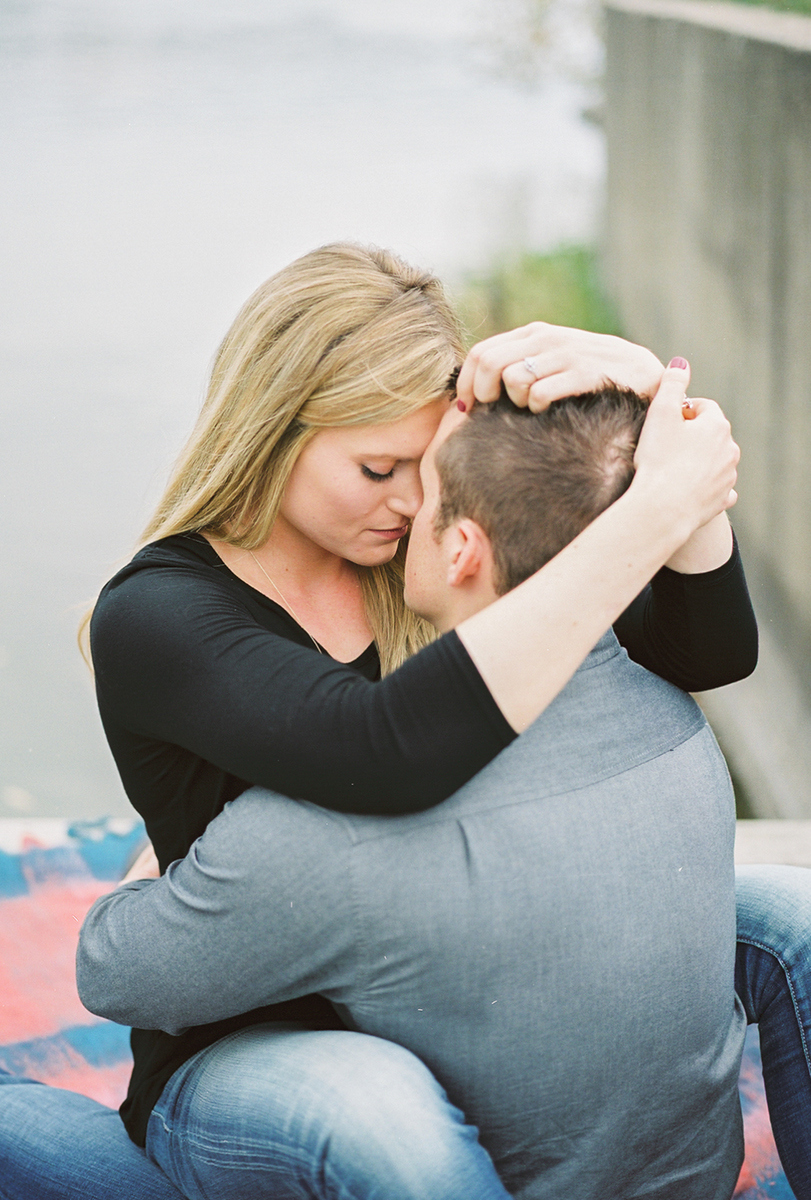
[77,791,357,1033]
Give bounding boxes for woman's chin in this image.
[347,541,402,567]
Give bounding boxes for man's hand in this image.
[456,323,665,412]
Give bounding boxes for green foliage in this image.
[454,246,622,346]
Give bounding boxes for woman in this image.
[0,242,801,1198]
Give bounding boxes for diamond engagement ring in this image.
[522,357,540,379]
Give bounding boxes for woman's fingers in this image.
[457,325,543,406]
[526,369,598,412]
[459,337,739,536]
[500,352,580,407]
[456,322,665,411]
[120,841,161,885]
[634,360,741,534]
[645,356,692,414]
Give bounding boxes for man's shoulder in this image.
[521,628,709,791]
[345,631,710,844]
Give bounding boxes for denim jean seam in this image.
[151,1024,284,1137]
[737,936,811,1076]
[167,1135,296,1164]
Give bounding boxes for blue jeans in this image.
[735,864,811,1198]
[147,1023,509,1199]
[0,1028,508,1200]
[0,1071,184,1200]
[2,864,811,1200]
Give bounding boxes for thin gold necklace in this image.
[248,550,324,654]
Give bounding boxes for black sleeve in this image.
[91,566,516,817]
[612,532,758,692]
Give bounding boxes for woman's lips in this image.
[369,524,409,541]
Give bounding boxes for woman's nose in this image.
[388,467,423,519]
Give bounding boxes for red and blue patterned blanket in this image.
[0,818,795,1198]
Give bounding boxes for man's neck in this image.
[437,581,501,635]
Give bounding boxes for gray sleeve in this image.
[76,790,358,1034]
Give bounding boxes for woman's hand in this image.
[456,322,665,412]
[120,840,160,885]
[632,360,739,546]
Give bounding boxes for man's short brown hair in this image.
[434,384,648,595]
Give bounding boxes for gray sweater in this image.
[78,631,745,1199]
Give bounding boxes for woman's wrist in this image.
[618,476,698,566]
[664,513,734,575]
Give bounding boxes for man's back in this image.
[79,631,745,1198]
[329,631,745,1198]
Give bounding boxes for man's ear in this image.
[446,518,492,589]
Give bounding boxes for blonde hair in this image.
[86,243,464,674]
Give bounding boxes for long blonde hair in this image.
[87,243,464,673]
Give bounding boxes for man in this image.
[78,387,746,1199]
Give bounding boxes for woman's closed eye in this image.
[361,464,396,482]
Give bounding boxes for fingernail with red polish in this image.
[457,400,467,412]
[668,357,689,370]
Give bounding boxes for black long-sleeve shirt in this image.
[90,529,758,1145]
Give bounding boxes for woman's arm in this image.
[614,523,757,693]
[93,586,515,818]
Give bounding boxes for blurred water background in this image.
[0,0,604,817]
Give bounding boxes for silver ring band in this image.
[522,357,540,379]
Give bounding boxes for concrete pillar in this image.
[604,0,811,815]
